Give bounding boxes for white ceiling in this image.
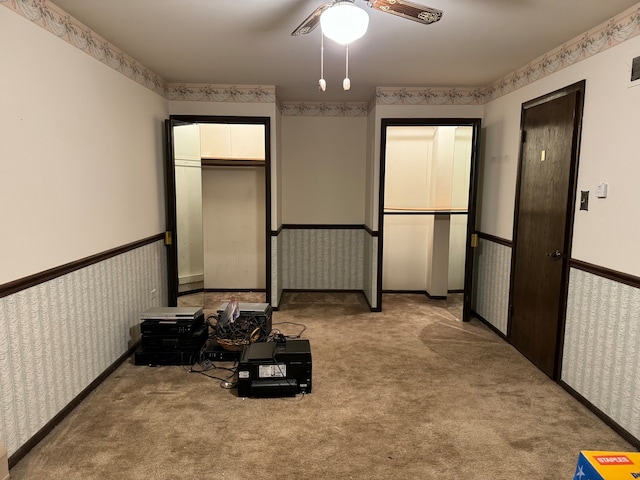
[48,0,639,103]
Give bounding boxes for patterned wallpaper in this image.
[562,268,640,440]
[166,84,276,103]
[271,235,282,308]
[1,0,166,95]
[280,228,365,291]
[279,102,370,117]
[362,233,378,309]
[0,241,167,457]
[375,5,640,106]
[472,238,511,335]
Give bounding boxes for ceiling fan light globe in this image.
[320,2,369,45]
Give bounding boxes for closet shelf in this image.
[384,207,468,215]
[201,158,265,167]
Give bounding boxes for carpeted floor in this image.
[8,292,633,479]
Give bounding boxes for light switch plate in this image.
[596,183,608,198]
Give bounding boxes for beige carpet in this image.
[9,292,633,479]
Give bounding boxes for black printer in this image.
[237,339,312,398]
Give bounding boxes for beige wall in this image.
[0,7,169,285]
[281,115,367,224]
[1,6,169,459]
[480,34,640,276]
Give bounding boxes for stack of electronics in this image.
[202,302,273,362]
[133,303,312,398]
[134,307,207,366]
[237,339,312,398]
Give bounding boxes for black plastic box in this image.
[237,340,312,397]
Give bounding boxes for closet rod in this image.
[201,158,265,168]
[384,206,468,215]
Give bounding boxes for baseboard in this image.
[8,341,140,469]
[560,380,640,450]
[279,289,376,311]
[471,309,507,340]
[381,289,449,300]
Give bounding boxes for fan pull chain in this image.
[319,35,326,92]
[343,44,351,91]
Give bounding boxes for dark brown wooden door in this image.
[509,82,585,379]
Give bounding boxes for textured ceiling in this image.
[48,0,640,102]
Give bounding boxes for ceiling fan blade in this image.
[366,0,443,25]
[291,2,333,36]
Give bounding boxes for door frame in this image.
[377,118,482,320]
[507,80,586,379]
[163,115,272,306]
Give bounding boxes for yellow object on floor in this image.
[575,451,640,479]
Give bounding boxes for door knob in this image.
[545,250,562,259]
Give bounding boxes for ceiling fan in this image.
[291,0,443,38]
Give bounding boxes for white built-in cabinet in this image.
[200,124,265,160]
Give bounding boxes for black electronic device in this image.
[237,339,312,398]
[140,307,204,336]
[140,325,208,351]
[201,339,242,362]
[134,348,199,366]
[135,307,207,367]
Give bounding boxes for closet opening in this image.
[378,119,481,321]
[164,116,271,308]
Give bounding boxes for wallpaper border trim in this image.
[3,0,639,106]
[271,224,379,236]
[0,0,166,96]
[0,233,165,299]
[376,4,640,105]
[279,224,368,230]
[280,102,369,117]
[166,84,276,103]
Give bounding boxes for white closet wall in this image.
[383,126,472,296]
[200,124,266,289]
[174,124,204,290]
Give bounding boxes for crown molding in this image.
[4,0,640,106]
